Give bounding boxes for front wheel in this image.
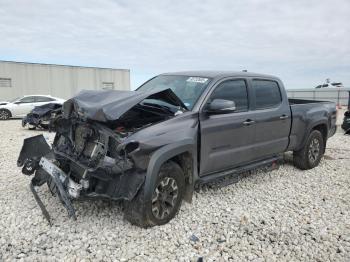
[0,109,10,120]
[124,161,185,228]
[293,130,325,170]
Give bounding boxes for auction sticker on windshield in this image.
[186,77,208,84]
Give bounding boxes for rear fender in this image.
[296,120,328,152]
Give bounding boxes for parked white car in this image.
[0,95,65,120]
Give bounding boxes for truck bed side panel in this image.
[287,101,336,151]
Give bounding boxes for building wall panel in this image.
[0,61,130,100]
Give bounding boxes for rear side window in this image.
[35,96,55,102]
[211,80,248,112]
[19,97,35,103]
[253,80,282,109]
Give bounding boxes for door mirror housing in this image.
[206,99,236,114]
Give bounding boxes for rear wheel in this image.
[293,130,324,170]
[0,109,10,120]
[124,161,185,228]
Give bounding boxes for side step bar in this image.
[196,155,283,187]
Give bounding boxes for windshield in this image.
[138,75,211,110]
[8,97,20,103]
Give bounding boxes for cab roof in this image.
[161,70,279,80]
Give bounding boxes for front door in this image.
[15,96,36,117]
[199,79,256,176]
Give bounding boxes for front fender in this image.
[143,139,197,204]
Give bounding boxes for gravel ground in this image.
[0,120,349,261]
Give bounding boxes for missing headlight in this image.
[124,141,139,154]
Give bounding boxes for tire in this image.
[0,109,11,120]
[293,130,325,170]
[40,124,49,129]
[124,161,185,228]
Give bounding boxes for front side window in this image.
[210,80,248,112]
[138,75,212,110]
[253,80,282,109]
[19,96,35,103]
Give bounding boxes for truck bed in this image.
[288,98,333,105]
[287,99,337,152]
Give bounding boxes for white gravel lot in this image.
[0,120,349,261]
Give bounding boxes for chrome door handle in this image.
[243,119,255,126]
[280,115,289,120]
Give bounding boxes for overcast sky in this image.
[0,0,349,89]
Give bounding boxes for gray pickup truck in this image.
[18,71,337,227]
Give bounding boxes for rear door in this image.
[250,79,291,159]
[199,78,256,175]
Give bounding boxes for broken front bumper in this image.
[37,157,80,221]
[16,135,77,224]
[17,134,146,225]
[20,154,80,225]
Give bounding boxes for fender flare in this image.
[297,119,329,151]
[143,139,197,203]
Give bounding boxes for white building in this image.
[0,61,130,100]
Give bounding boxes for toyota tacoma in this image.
[18,71,337,227]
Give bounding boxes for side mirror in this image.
[206,99,236,114]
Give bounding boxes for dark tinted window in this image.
[19,96,35,103]
[211,80,248,112]
[35,96,55,102]
[253,80,281,109]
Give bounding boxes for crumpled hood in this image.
[62,88,187,122]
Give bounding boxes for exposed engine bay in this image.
[17,88,187,224]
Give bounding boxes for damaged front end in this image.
[17,88,187,224]
[22,103,62,130]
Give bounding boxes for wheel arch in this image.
[0,108,12,118]
[311,123,328,153]
[144,140,197,204]
[296,120,328,152]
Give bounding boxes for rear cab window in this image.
[252,80,282,109]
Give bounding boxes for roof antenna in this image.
[242,70,248,72]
